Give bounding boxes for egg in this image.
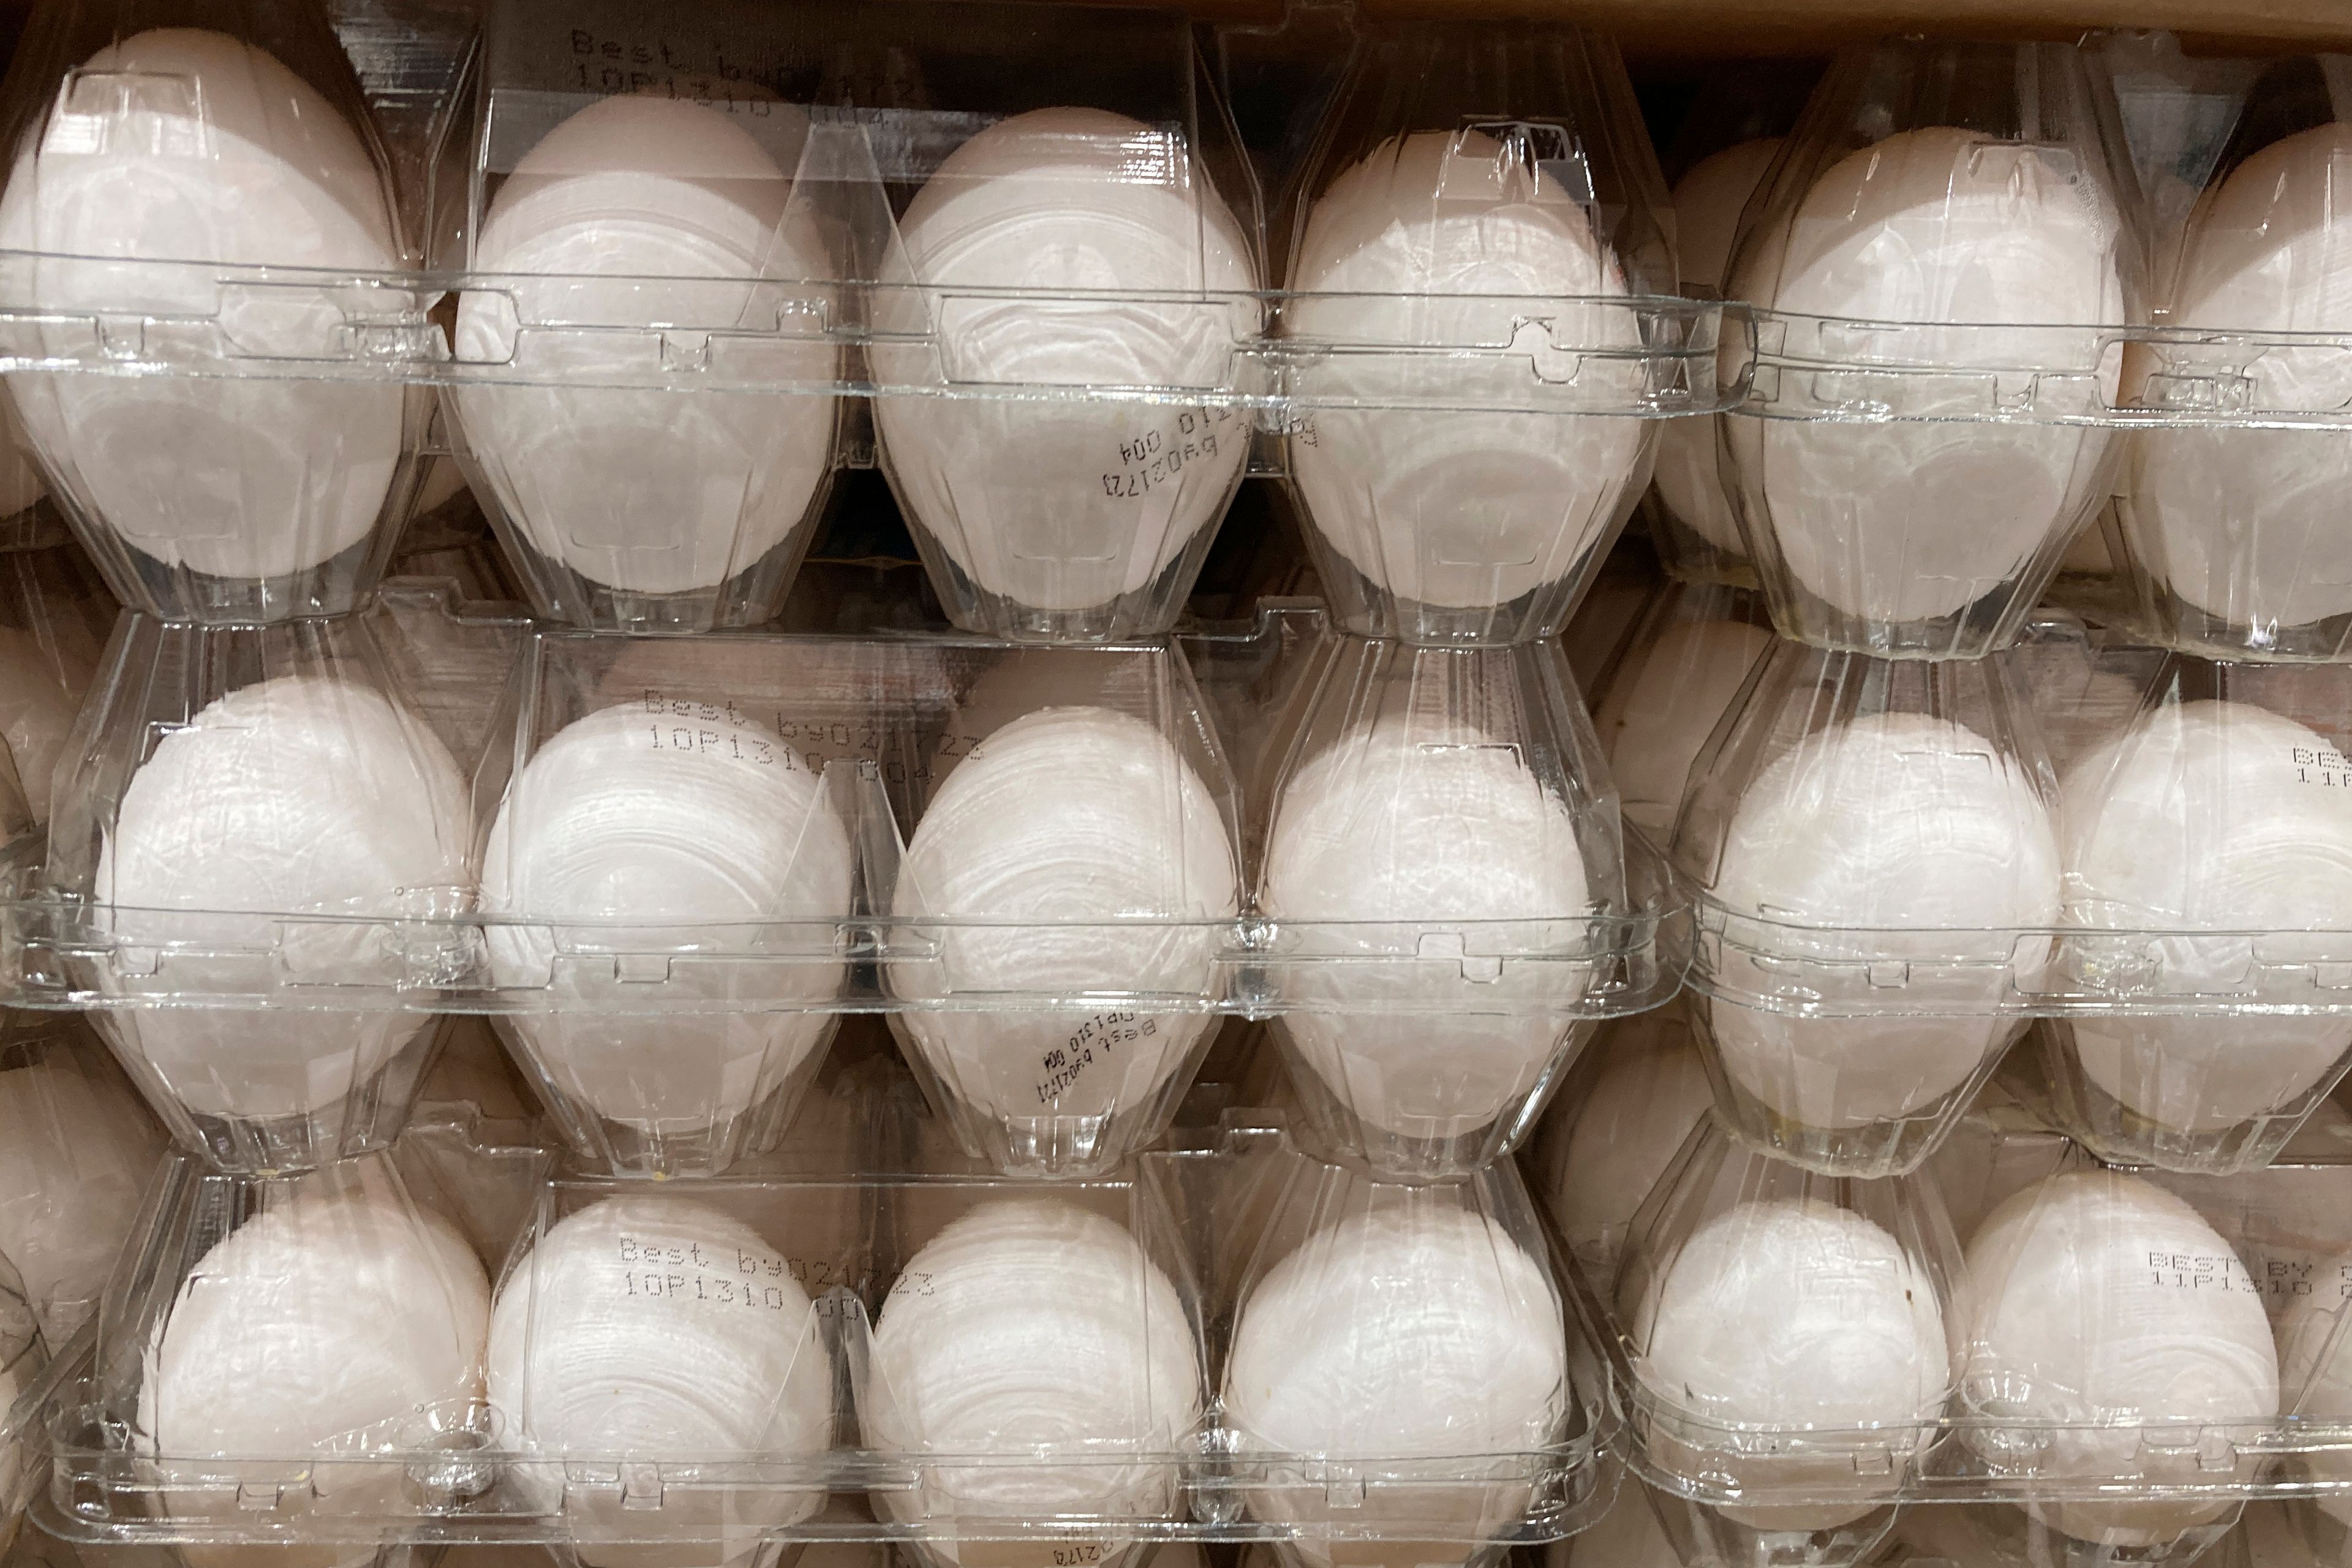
[888,707,1237,1160]
[1956,1171,2278,1546]
[487,1195,831,1567]
[2277,1271,2352,1530]
[1649,138,1781,558]
[2128,125,2352,638]
[143,1174,489,1525]
[872,108,1257,626]
[1595,614,1775,836]
[2058,701,2352,1132]
[1260,711,1596,1158]
[452,96,836,612]
[482,701,854,1157]
[1634,1196,1949,1531]
[1224,1201,1567,1568]
[1286,130,1647,628]
[1699,711,2062,1129]
[91,673,470,1121]
[0,29,407,588]
[864,1197,1200,1567]
[1731,126,2125,628]
[0,1048,165,1341]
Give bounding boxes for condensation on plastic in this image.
[1585,576,1773,842]
[1250,635,1628,1179]
[1721,38,2143,658]
[1668,641,2064,1175]
[0,0,438,624]
[39,612,476,1172]
[39,1111,1614,1559]
[1271,18,1681,647]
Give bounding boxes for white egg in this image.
[1224,1202,1567,1568]
[2277,1270,2352,1522]
[1634,1196,1949,1531]
[0,29,406,584]
[143,1178,489,1477]
[1956,1171,2278,1546]
[1595,616,1775,836]
[453,96,836,605]
[488,1195,831,1567]
[92,673,470,1119]
[1733,126,2124,627]
[482,701,853,1144]
[2130,125,2352,635]
[1702,711,2062,1128]
[2059,701,2352,1131]
[865,1197,1199,1567]
[872,108,1257,620]
[0,1053,164,1341]
[1286,130,1647,622]
[1534,1016,1713,1271]
[1260,712,1595,1148]
[1651,137,1781,557]
[889,706,1237,1134]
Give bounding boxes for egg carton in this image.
[0,598,1673,1177]
[1585,1114,2352,1562]
[32,1107,1613,1562]
[1655,619,2352,1177]
[0,0,1727,641]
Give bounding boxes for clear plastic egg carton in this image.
[32,1102,1615,1567]
[0,600,1676,1178]
[1665,617,2352,1177]
[0,0,1732,641]
[1589,1114,2352,1568]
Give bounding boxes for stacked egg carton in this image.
[1550,31,2352,1568]
[0,0,1738,1566]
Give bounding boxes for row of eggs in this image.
[16,25,2349,647]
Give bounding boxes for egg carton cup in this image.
[38,1123,1613,1560]
[1596,1129,2352,1526]
[0,611,1678,1179]
[1246,633,1644,1180]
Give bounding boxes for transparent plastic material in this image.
[2116,59,2352,662]
[1526,999,1714,1278]
[0,543,111,827]
[0,0,435,623]
[1722,38,2143,657]
[4,609,1676,1182]
[1670,642,2064,1175]
[40,1118,1614,1561]
[41,612,475,1172]
[1673,638,2352,1170]
[0,1014,164,1346]
[1274,18,1676,646]
[1251,635,1628,1179]
[1605,1129,2352,1547]
[1640,61,1820,589]
[1586,577,1774,840]
[0,1245,45,1562]
[443,0,845,632]
[1615,1119,1963,1562]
